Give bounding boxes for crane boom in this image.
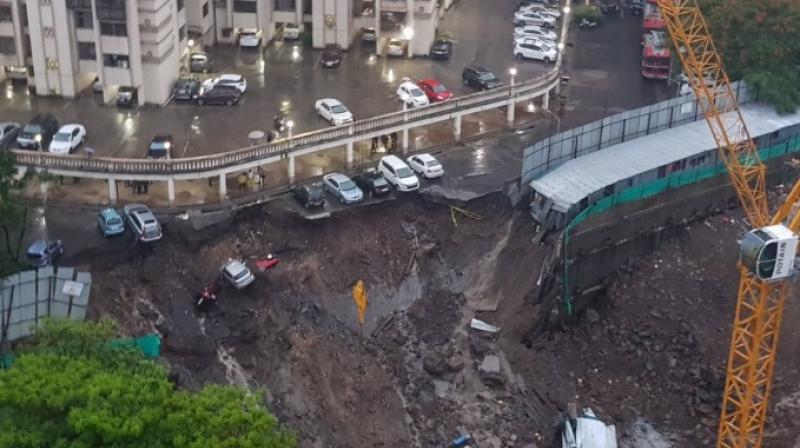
[655,1,798,447]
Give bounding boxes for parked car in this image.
[514,39,558,62]
[407,153,444,179]
[397,80,430,108]
[386,38,407,57]
[197,85,241,106]
[353,170,391,197]
[239,28,263,47]
[362,27,377,42]
[283,23,301,40]
[117,86,137,108]
[417,79,453,102]
[291,182,327,208]
[599,0,619,14]
[378,155,419,192]
[26,240,63,267]
[17,114,59,149]
[221,260,255,289]
[0,122,21,149]
[514,33,556,48]
[322,173,364,204]
[518,3,561,18]
[518,0,556,7]
[189,52,212,73]
[147,135,173,159]
[97,208,125,237]
[631,0,644,15]
[213,74,247,93]
[173,76,201,100]
[513,11,556,27]
[48,124,86,155]
[315,98,354,125]
[429,39,453,60]
[123,204,163,243]
[320,44,343,68]
[514,25,557,42]
[462,65,503,90]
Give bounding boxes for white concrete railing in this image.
[11,70,560,176]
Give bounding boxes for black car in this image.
[631,0,643,15]
[461,65,503,91]
[17,114,59,149]
[429,39,453,60]
[147,135,173,159]
[353,170,391,197]
[197,85,241,106]
[599,0,619,14]
[320,44,343,69]
[291,182,326,208]
[0,122,21,149]
[174,76,201,100]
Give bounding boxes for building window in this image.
[100,21,127,36]
[178,25,186,41]
[67,0,93,8]
[0,37,15,54]
[74,9,93,29]
[202,2,209,17]
[0,6,12,22]
[274,0,295,11]
[177,0,185,11]
[96,0,126,21]
[103,53,129,68]
[78,42,96,60]
[233,0,257,13]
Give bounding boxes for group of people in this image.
[237,167,267,192]
[371,132,399,154]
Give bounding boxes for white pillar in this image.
[543,91,550,110]
[346,141,354,169]
[402,129,409,154]
[453,115,462,141]
[374,0,381,54]
[288,155,296,184]
[218,173,227,199]
[108,178,118,205]
[295,0,303,25]
[167,178,176,205]
[406,0,414,58]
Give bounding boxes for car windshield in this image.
[477,72,495,81]
[150,141,169,150]
[53,132,71,142]
[191,55,206,62]
[233,269,249,280]
[106,217,122,225]
[176,79,192,87]
[432,84,447,93]
[410,88,425,97]
[241,31,256,37]
[396,167,414,178]
[331,104,348,114]
[23,124,42,135]
[373,177,388,187]
[340,180,356,191]
[308,187,324,199]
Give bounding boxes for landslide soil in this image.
[73,194,800,447]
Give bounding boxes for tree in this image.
[0,320,296,448]
[0,150,28,277]
[699,0,800,112]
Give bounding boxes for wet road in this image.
[0,0,554,160]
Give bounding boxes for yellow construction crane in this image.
[656,1,800,447]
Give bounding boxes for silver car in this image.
[221,260,255,289]
[323,173,364,204]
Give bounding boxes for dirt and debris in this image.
[74,195,800,447]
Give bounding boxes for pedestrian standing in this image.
[238,172,247,191]
[381,135,389,153]
[258,167,266,188]
[84,147,95,158]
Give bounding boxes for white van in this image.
[378,155,420,192]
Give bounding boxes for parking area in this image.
[0,0,555,160]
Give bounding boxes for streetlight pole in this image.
[542,107,561,134]
[35,134,49,246]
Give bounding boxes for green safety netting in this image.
[1,334,161,369]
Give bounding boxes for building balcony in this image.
[102,66,133,86]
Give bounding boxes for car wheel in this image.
[515,53,523,60]
[198,99,205,106]
[544,57,551,63]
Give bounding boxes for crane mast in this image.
[656,1,798,447]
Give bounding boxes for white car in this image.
[238,28,263,47]
[406,153,444,179]
[283,23,301,40]
[514,40,558,62]
[222,260,255,290]
[514,34,556,48]
[514,25,557,42]
[48,124,86,155]
[204,74,247,93]
[386,38,406,56]
[315,98,354,125]
[517,4,561,18]
[397,80,430,108]
[513,11,556,27]
[378,155,419,192]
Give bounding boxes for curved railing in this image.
[11,68,560,176]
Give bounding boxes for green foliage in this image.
[0,150,27,277]
[0,320,296,448]
[573,5,602,23]
[699,0,800,112]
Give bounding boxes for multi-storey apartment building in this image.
[0,0,444,105]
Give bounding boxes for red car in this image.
[417,79,453,102]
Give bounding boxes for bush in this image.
[573,5,602,23]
